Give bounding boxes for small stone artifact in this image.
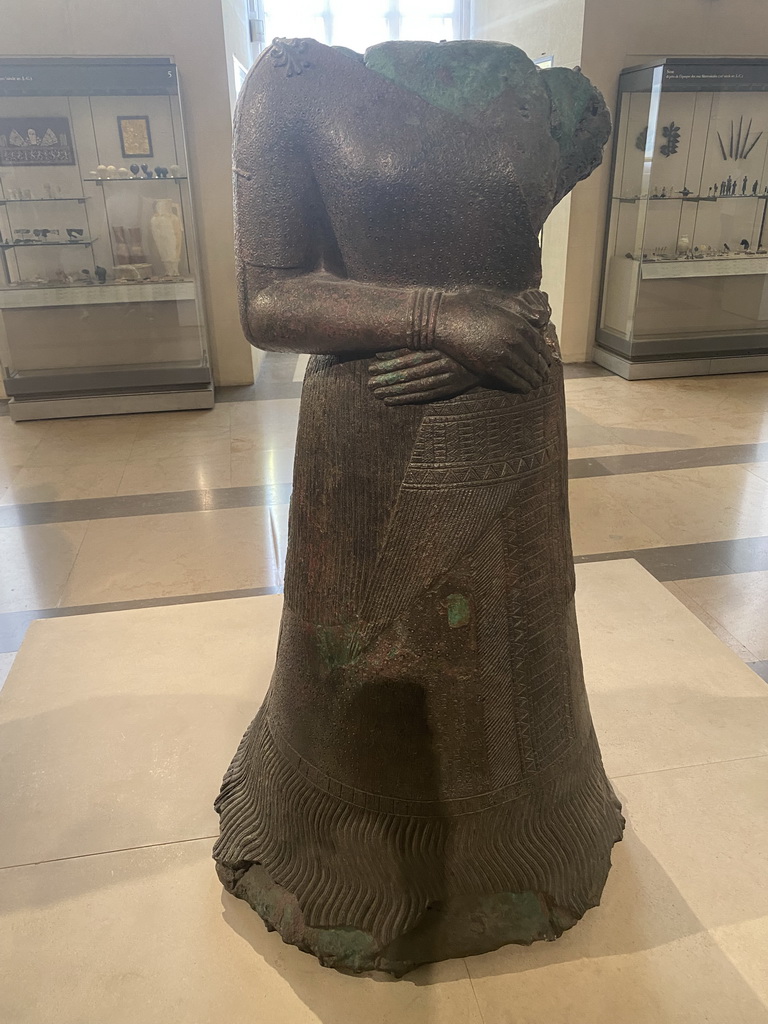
[659,120,681,157]
[150,198,183,276]
[215,37,624,976]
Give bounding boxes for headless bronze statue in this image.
[215,37,624,975]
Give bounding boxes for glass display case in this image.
[0,57,212,419]
[596,58,768,379]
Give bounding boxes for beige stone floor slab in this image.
[117,452,233,496]
[568,478,668,556]
[0,460,126,504]
[230,398,301,452]
[564,374,768,448]
[0,520,88,613]
[0,595,283,867]
[0,462,22,503]
[0,435,44,472]
[230,445,296,487]
[571,464,768,551]
[614,757,768,931]
[0,653,15,693]
[25,414,142,467]
[59,505,283,607]
[566,405,704,451]
[663,581,759,661]
[672,571,768,661]
[129,428,233,462]
[3,557,766,866]
[577,561,768,777]
[2,560,768,1019]
[132,404,232,436]
[568,441,685,459]
[0,839,483,1024]
[294,353,311,381]
[713,915,768,1008]
[466,820,768,1024]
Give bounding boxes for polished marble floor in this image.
[1,356,768,683]
[2,560,768,1022]
[2,358,768,1018]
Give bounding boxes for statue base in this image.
[217,862,586,976]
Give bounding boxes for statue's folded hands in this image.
[437,287,553,392]
[367,286,555,404]
[368,348,478,405]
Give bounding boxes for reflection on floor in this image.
[1,356,768,684]
[2,560,767,1022]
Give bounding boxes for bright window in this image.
[260,0,464,54]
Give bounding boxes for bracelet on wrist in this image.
[406,287,444,350]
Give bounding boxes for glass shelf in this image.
[597,58,768,379]
[613,194,768,203]
[0,280,197,308]
[640,254,768,278]
[0,197,88,204]
[84,176,188,183]
[0,55,211,419]
[1,239,97,249]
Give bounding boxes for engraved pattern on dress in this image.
[269,38,312,77]
[403,385,558,489]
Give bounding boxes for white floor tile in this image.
[0,839,483,1024]
[1,559,767,1018]
[0,596,283,867]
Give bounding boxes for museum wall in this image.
[572,0,768,365]
[2,0,255,387]
[221,0,254,115]
[473,0,768,363]
[471,0,585,359]
[471,0,585,67]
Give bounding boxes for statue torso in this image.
[258,39,563,292]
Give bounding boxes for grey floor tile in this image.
[568,458,614,479]
[719,535,768,574]
[631,544,739,582]
[562,362,613,379]
[575,537,768,582]
[217,381,303,402]
[217,353,304,403]
[597,443,768,476]
[0,482,293,528]
[749,661,768,683]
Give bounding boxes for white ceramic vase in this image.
[150,199,183,277]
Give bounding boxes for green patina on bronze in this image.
[364,39,537,119]
[228,862,580,976]
[445,593,471,628]
[315,623,360,669]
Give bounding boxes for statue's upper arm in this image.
[233,55,321,271]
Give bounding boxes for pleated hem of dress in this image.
[213,711,625,947]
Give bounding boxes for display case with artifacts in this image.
[596,57,768,379]
[0,57,211,419]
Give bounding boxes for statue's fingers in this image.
[383,384,466,406]
[499,347,542,389]
[369,363,454,388]
[370,371,455,398]
[491,366,535,394]
[371,350,441,372]
[513,320,552,370]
